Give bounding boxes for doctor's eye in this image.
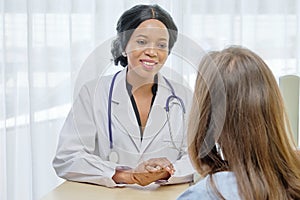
[157,42,168,49]
[136,39,147,46]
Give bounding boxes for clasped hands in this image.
[113,157,175,186]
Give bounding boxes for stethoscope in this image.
[107,71,186,163]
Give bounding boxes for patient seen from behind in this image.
[178,46,300,200]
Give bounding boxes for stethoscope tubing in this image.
[108,71,185,150]
[108,71,121,149]
[163,77,186,114]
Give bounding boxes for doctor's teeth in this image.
[143,61,155,66]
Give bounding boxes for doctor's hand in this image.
[112,158,175,186]
[132,169,170,186]
[136,157,175,175]
[112,167,170,186]
[132,157,175,186]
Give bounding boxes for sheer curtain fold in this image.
[1,1,7,199]
[1,1,299,200]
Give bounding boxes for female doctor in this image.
[53,4,194,187]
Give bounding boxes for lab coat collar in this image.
[140,74,169,153]
[111,68,170,153]
[111,68,141,152]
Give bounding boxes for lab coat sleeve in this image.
[52,83,119,187]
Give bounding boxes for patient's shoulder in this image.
[177,171,241,200]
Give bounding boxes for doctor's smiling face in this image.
[125,19,169,81]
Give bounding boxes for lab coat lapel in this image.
[111,69,141,152]
[140,74,169,153]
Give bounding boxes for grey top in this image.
[177,171,241,200]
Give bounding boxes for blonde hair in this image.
[188,46,300,200]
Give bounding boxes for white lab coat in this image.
[53,68,195,187]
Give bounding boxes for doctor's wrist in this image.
[112,167,135,184]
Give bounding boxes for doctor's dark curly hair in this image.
[111,4,178,67]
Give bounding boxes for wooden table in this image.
[41,181,190,200]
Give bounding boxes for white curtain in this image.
[1,0,299,200]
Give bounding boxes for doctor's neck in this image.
[126,71,156,93]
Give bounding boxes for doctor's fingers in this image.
[134,163,147,173]
[145,157,173,168]
[145,164,175,175]
[144,158,175,174]
[135,158,174,174]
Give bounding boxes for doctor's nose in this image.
[144,45,158,57]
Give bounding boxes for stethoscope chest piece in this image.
[108,151,119,163]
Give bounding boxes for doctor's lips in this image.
[140,59,158,70]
